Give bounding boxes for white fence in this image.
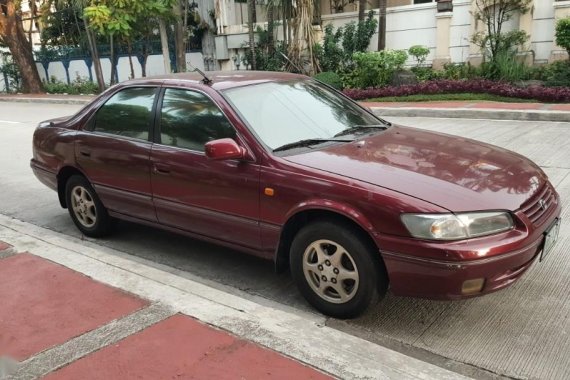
[0,52,204,93]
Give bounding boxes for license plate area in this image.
[540,218,561,262]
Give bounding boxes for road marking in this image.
[0,120,22,124]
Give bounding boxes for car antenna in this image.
[190,66,213,85]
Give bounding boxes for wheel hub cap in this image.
[302,239,359,304]
[71,185,97,228]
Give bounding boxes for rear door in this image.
[150,87,261,249]
[75,86,158,222]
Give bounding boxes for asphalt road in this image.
[1,102,569,380]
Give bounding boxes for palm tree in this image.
[248,0,256,69]
[358,0,366,22]
[267,2,274,54]
[377,0,386,50]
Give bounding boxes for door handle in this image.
[79,149,91,157]
[153,164,171,175]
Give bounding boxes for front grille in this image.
[520,183,556,225]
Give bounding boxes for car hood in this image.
[284,126,546,212]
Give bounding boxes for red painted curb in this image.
[45,314,332,380]
[0,253,148,360]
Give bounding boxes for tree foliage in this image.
[471,0,531,62]
[555,17,570,59]
[314,11,377,73]
[84,0,172,37]
[408,45,430,67]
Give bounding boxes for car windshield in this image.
[223,80,386,151]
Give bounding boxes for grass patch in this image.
[366,93,538,103]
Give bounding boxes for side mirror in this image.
[205,138,247,160]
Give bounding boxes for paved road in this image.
[1,103,569,380]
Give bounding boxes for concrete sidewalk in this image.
[0,215,468,380]
[1,94,569,122]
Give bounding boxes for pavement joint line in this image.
[7,303,176,380]
[0,214,470,380]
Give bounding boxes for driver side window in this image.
[159,88,236,152]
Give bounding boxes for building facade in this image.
[215,0,570,71]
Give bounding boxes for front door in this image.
[150,87,261,249]
[75,86,158,222]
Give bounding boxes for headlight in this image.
[401,212,513,240]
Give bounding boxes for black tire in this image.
[65,175,112,237]
[290,220,388,319]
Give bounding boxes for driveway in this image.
[1,102,568,379]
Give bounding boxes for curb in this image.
[0,215,470,380]
[2,96,568,122]
[370,107,570,122]
[0,97,92,105]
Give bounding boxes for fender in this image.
[56,165,89,208]
[284,198,379,237]
[271,198,379,273]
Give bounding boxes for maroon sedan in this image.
[31,71,561,318]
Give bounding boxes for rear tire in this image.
[290,220,387,319]
[65,175,112,237]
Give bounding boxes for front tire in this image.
[290,220,387,319]
[65,175,112,237]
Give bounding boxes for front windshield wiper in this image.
[273,138,354,152]
[333,124,389,138]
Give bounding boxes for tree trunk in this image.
[358,0,366,22]
[173,0,186,72]
[0,0,43,93]
[109,35,117,84]
[127,40,135,79]
[267,5,274,54]
[247,0,256,70]
[84,19,105,92]
[377,0,387,51]
[159,18,172,74]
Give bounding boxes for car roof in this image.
[124,71,308,91]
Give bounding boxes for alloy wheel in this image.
[70,185,97,228]
[302,239,360,304]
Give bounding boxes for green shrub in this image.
[408,45,430,67]
[555,17,570,58]
[0,52,22,92]
[44,76,99,94]
[526,65,548,81]
[315,24,344,73]
[314,11,377,74]
[544,61,570,87]
[411,67,443,82]
[441,62,481,80]
[313,71,343,90]
[481,50,530,82]
[344,50,408,88]
[341,11,378,60]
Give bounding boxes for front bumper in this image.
[378,191,562,300]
